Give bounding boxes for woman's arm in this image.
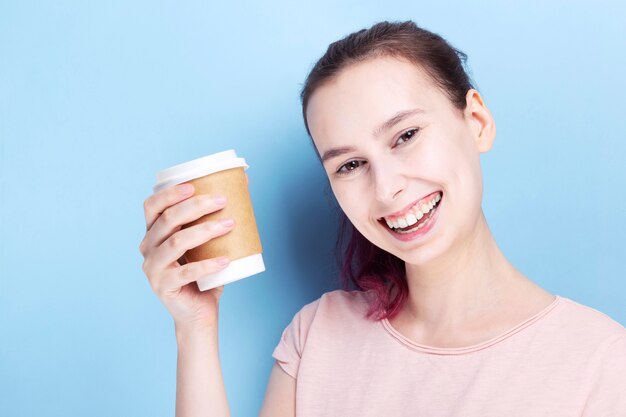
[259,363,296,417]
[175,323,231,417]
[175,323,296,417]
[140,184,240,416]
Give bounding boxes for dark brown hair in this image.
[300,20,477,321]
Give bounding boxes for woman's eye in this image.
[334,128,420,177]
[336,160,364,176]
[396,128,420,145]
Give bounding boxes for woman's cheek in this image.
[333,183,368,226]
[331,182,353,213]
[329,180,343,203]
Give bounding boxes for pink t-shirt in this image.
[272,289,626,416]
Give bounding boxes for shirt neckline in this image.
[380,294,562,355]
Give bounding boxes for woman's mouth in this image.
[377,192,443,241]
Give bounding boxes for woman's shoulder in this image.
[552,295,626,344]
[319,288,373,302]
[291,289,374,327]
[272,289,378,378]
[317,288,374,314]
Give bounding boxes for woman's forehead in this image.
[307,57,444,142]
[325,57,432,96]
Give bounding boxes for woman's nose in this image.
[372,160,406,204]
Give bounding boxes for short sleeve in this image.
[271,297,321,379]
[582,334,626,416]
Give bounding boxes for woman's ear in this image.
[464,89,496,153]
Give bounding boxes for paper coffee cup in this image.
[153,149,265,291]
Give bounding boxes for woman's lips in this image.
[378,191,442,220]
[380,195,442,241]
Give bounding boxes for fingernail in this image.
[220,219,234,227]
[178,184,194,195]
[216,256,230,266]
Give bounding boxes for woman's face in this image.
[306,56,495,265]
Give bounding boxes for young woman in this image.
[139,20,626,416]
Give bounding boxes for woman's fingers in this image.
[146,194,227,249]
[155,257,231,294]
[143,184,195,232]
[145,218,235,274]
[140,182,237,295]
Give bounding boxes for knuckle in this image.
[145,273,161,294]
[193,196,206,209]
[179,263,194,280]
[141,259,151,275]
[161,207,174,226]
[168,232,183,249]
[204,221,225,236]
[139,238,147,255]
[150,278,161,294]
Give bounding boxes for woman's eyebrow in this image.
[372,108,425,137]
[320,108,426,165]
[321,145,357,164]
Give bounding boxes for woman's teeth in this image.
[384,192,442,230]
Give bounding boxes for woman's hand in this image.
[139,176,247,330]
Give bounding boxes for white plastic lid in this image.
[153,149,249,193]
[196,253,265,291]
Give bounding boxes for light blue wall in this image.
[1,1,624,416]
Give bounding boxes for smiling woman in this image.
[267,20,626,416]
[301,26,497,322]
[140,19,626,417]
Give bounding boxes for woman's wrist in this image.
[175,319,218,341]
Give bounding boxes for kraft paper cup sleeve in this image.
[181,166,263,263]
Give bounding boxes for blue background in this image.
[1,1,625,416]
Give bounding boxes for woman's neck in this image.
[397,210,546,339]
